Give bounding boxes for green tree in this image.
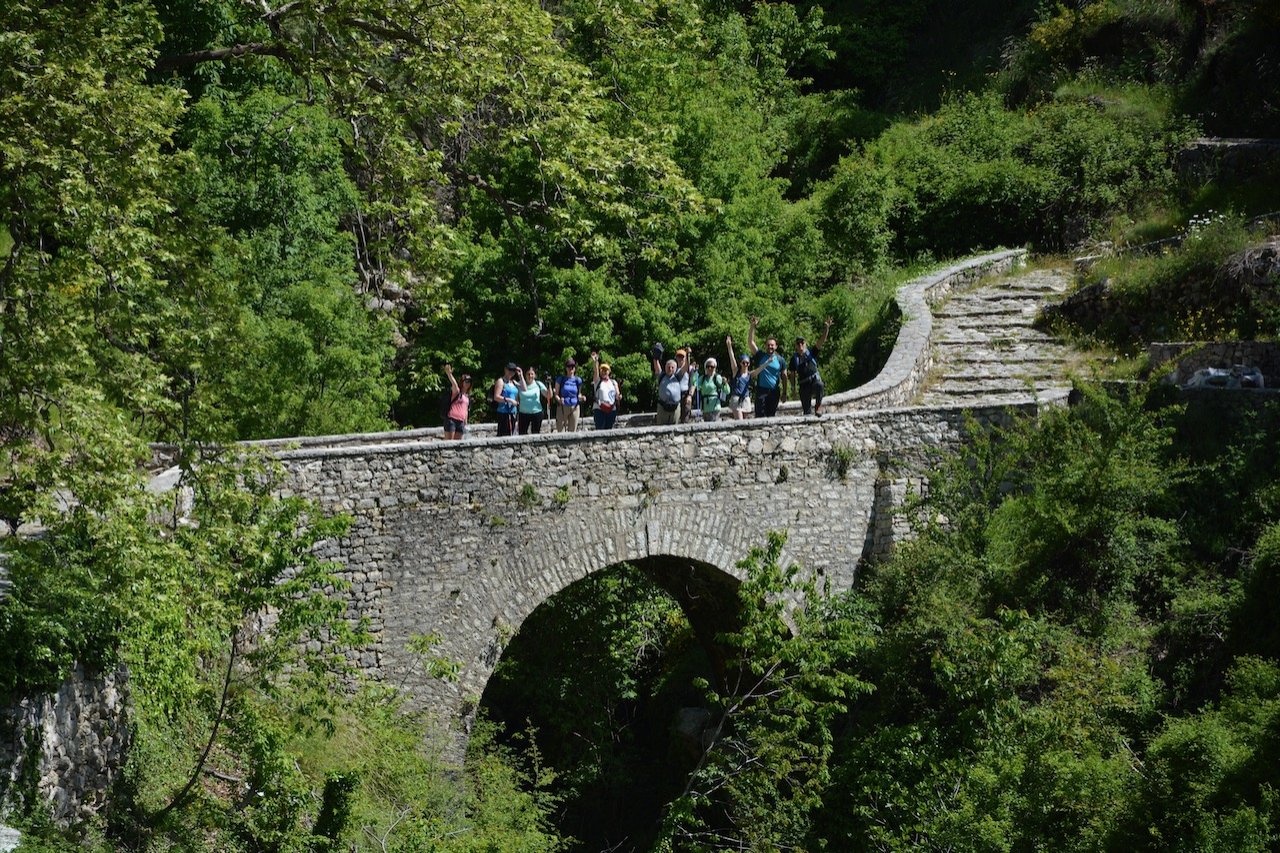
[178,86,398,439]
[659,533,875,851]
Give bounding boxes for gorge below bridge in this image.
[251,248,1079,729]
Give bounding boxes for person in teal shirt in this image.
[694,357,729,421]
[747,315,788,417]
[515,366,551,434]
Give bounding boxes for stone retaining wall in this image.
[1177,138,1280,183]
[1148,341,1280,385]
[0,665,130,826]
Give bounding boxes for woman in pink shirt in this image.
[442,364,473,440]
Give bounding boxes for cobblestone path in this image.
[918,266,1077,406]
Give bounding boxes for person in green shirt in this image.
[694,357,729,422]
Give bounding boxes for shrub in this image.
[813,155,897,275]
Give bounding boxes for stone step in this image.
[942,293,1047,307]
[993,278,1072,293]
[939,367,1066,382]
[940,314,1042,330]
[919,390,1067,407]
[934,330,1061,345]
[928,378,1070,395]
[935,348,1073,363]
[933,304,1037,318]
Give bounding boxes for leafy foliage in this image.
[810,387,1280,850]
[658,533,875,851]
[815,88,1189,260]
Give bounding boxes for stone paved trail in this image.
[918,266,1078,406]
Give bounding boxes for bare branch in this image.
[154,42,293,72]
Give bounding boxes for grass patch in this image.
[1058,214,1275,352]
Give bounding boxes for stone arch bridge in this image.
[252,248,1078,726]
[280,398,1055,724]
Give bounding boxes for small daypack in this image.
[439,388,462,420]
[793,349,819,383]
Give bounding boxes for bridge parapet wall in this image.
[820,248,1026,412]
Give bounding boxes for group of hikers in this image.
[440,316,833,440]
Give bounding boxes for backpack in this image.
[439,387,462,420]
[793,349,819,383]
[716,374,729,403]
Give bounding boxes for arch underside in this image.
[392,509,787,734]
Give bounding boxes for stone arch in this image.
[472,552,743,732]
[480,500,800,652]
[438,502,799,733]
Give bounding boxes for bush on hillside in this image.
[814,90,1183,263]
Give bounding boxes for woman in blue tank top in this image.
[725,334,753,420]
[492,362,519,436]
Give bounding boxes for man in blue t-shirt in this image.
[789,316,833,416]
[747,315,788,417]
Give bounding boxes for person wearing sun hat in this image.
[725,334,753,420]
[591,351,621,430]
[555,357,584,433]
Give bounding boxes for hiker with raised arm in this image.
[747,316,787,418]
[789,316,833,416]
[442,364,473,440]
[675,346,696,423]
[653,346,690,427]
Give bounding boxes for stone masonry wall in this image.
[0,665,130,826]
[1148,341,1280,386]
[276,393,1065,729]
[1176,138,1280,183]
